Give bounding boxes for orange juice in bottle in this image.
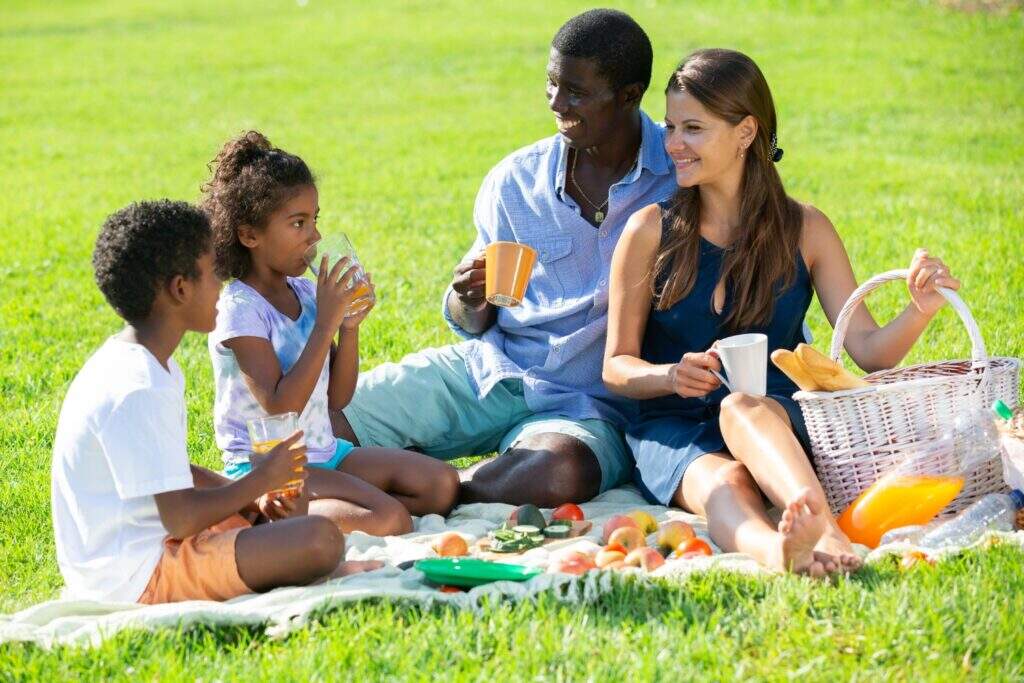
[837,472,964,548]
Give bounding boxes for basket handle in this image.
[828,269,989,368]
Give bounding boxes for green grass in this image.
[1,0,1022,678]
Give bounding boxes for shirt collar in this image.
[554,109,672,200]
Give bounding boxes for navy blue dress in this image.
[627,202,814,505]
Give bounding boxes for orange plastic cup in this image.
[485,241,537,307]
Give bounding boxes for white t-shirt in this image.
[51,338,194,602]
[208,277,335,468]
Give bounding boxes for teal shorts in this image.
[222,438,354,479]
[340,345,631,492]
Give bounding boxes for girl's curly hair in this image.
[201,131,315,280]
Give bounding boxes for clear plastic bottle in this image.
[943,402,1005,473]
[918,489,1024,549]
[877,522,942,546]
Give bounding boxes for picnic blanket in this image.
[4,485,1021,649]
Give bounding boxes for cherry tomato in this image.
[438,585,464,593]
[551,503,585,522]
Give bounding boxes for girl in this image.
[603,50,960,576]
[203,131,460,536]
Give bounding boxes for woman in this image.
[603,49,960,576]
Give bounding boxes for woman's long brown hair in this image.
[653,49,803,331]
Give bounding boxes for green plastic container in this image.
[415,558,542,588]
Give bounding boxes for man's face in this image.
[545,49,624,150]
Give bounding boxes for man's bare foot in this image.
[330,560,384,579]
[815,527,862,572]
[773,488,828,577]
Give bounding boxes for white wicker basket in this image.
[794,269,1021,516]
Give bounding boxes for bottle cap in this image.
[1010,490,1024,510]
[993,400,1013,421]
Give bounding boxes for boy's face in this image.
[186,250,223,333]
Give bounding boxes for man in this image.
[334,9,676,505]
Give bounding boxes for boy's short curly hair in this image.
[92,200,212,323]
[201,131,315,280]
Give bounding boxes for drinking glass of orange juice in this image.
[246,412,305,499]
[303,234,375,316]
[485,241,537,307]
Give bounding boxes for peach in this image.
[602,515,640,543]
[627,510,658,535]
[670,537,713,559]
[595,549,627,568]
[431,532,469,557]
[551,551,597,575]
[607,526,645,553]
[656,520,696,552]
[624,547,665,572]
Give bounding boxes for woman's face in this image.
[243,184,320,278]
[664,90,751,188]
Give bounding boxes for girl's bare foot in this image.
[330,559,384,579]
[773,488,828,577]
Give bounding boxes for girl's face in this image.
[243,184,320,278]
[664,90,753,188]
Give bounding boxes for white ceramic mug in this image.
[710,333,768,396]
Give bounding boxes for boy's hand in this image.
[341,273,376,330]
[316,256,361,330]
[250,430,308,493]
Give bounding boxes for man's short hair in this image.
[551,9,653,93]
[92,200,211,323]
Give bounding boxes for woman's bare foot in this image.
[773,488,828,577]
[815,526,862,572]
[330,559,384,579]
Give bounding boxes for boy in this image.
[51,200,377,604]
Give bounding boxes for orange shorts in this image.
[138,514,252,604]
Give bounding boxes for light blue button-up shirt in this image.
[442,111,678,427]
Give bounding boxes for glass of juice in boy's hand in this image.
[302,233,375,317]
[246,412,306,499]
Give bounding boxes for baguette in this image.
[770,349,821,392]
[794,343,871,391]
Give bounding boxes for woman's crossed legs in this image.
[675,392,861,576]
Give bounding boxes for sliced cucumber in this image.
[512,525,541,535]
[542,525,571,539]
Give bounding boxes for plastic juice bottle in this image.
[837,472,964,548]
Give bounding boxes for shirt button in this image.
[599,278,607,287]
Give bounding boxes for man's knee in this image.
[507,434,601,505]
